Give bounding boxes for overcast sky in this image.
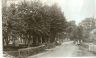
[41,0,96,24]
[7,0,96,24]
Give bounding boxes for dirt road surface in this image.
[28,41,96,58]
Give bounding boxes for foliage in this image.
[79,18,96,41]
[65,20,77,40]
[2,1,67,47]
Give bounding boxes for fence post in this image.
[18,49,21,58]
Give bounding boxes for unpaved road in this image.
[28,41,96,58]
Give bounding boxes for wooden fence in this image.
[18,45,45,58]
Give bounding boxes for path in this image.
[28,41,96,58]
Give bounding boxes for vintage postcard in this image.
[2,0,96,58]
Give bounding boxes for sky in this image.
[6,0,96,24]
[41,0,96,24]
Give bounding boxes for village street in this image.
[28,41,96,58]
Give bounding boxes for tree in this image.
[2,0,67,47]
[76,25,84,43]
[48,4,67,42]
[79,18,96,41]
[2,4,16,46]
[65,20,77,40]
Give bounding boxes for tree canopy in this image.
[2,1,67,47]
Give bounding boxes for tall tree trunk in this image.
[50,33,55,43]
[40,37,42,44]
[5,36,10,46]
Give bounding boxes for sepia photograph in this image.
[2,0,96,58]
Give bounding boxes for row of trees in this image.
[67,18,96,43]
[79,18,96,42]
[3,0,91,48]
[3,1,67,47]
[66,21,84,43]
